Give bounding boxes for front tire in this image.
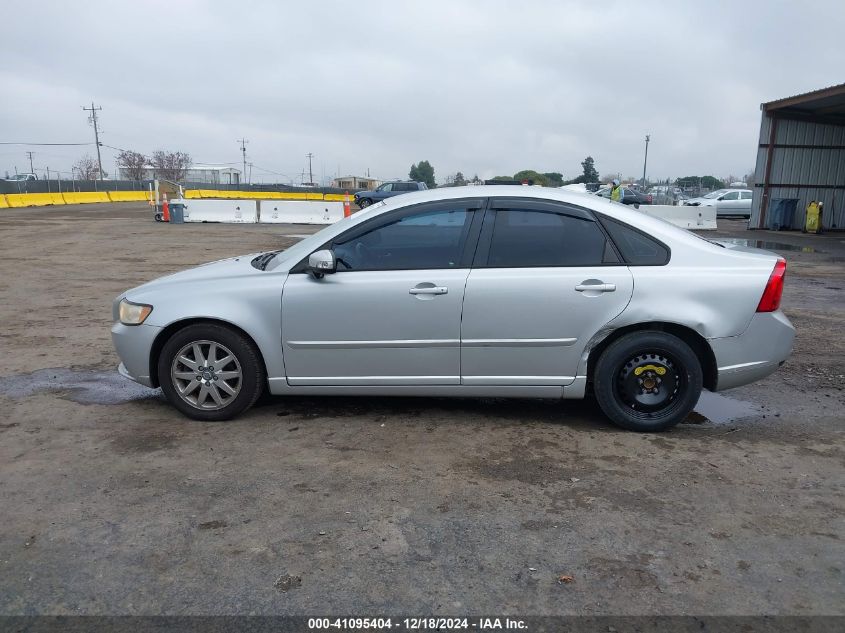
[358,198,372,208]
[593,331,702,432]
[158,323,265,421]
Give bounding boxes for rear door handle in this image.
[409,286,448,295]
[575,283,616,292]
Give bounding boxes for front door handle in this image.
[409,286,448,295]
[575,282,616,292]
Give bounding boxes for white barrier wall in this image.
[258,200,344,225]
[639,204,717,230]
[177,199,258,223]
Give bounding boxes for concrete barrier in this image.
[639,204,717,230]
[258,200,344,224]
[62,191,110,205]
[6,192,66,207]
[0,194,7,208]
[107,190,152,202]
[176,199,258,223]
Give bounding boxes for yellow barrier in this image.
[107,190,151,202]
[324,193,349,202]
[5,192,66,207]
[62,191,111,205]
[0,194,9,208]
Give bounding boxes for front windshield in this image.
[703,189,729,199]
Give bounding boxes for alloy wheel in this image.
[170,340,242,410]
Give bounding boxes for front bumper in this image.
[709,311,795,391]
[111,322,163,388]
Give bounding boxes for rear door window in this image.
[484,209,609,267]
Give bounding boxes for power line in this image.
[82,102,104,180]
[0,141,93,146]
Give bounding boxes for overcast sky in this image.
[1,0,843,184]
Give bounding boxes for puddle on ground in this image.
[715,238,823,253]
[684,390,762,425]
[0,368,765,425]
[0,368,162,405]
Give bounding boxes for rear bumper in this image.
[111,322,162,388]
[709,311,795,391]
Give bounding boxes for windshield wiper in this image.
[251,251,281,271]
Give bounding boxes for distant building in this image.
[118,164,241,185]
[332,175,381,190]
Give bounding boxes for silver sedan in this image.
[112,186,794,431]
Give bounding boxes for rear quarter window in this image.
[598,215,670,265]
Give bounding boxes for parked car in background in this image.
[3,173,37,182]
[683,189,753,218]
[595,186,653,208]
[354,181,428,208]
[112,186,794,432]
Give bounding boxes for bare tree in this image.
[117,150,148,181]
[151,150,192,182]
[73,155,105,180]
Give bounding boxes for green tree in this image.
[409,160,436,188]
[675,175,725,190]
[581,156,599,183]
[543,172,564,187]
[514,170,548,186]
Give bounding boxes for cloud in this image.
[1,0,842,183]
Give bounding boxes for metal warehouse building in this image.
[751,83,845,230]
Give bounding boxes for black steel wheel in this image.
[593,331,702,432]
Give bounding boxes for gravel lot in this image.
[0,203,842,615]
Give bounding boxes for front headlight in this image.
[119,299,153,325]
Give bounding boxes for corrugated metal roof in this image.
[763,83,845,114]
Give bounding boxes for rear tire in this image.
[593,331,702,432]
[157,323,264,421]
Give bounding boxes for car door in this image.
[373,183,392,201]
[461,199,634,386]
[281,199,483,386]
[717,190,741,215]
[739,191,753,216]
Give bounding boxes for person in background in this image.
[610,179,625,203]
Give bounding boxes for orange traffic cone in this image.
[162,193,170,222]
[343,191,352,217]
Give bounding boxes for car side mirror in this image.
[308,249,336,277]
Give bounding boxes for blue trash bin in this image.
[767,198,799,231]
[169,202,185,224]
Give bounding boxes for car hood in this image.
[685,197,714,206]
[122,253,270,299]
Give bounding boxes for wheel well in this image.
[148,318,268,388]
[586,322,717,391]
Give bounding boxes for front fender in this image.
[129,273,286,380]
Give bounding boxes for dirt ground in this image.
[0,203,842,615]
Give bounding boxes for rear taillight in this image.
[756,258,787,312]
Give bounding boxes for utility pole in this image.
[306,152,314,186]
[82,102,104,180]
[26,151,34,174]
[238,138,248,182]
[642,134,650,188]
